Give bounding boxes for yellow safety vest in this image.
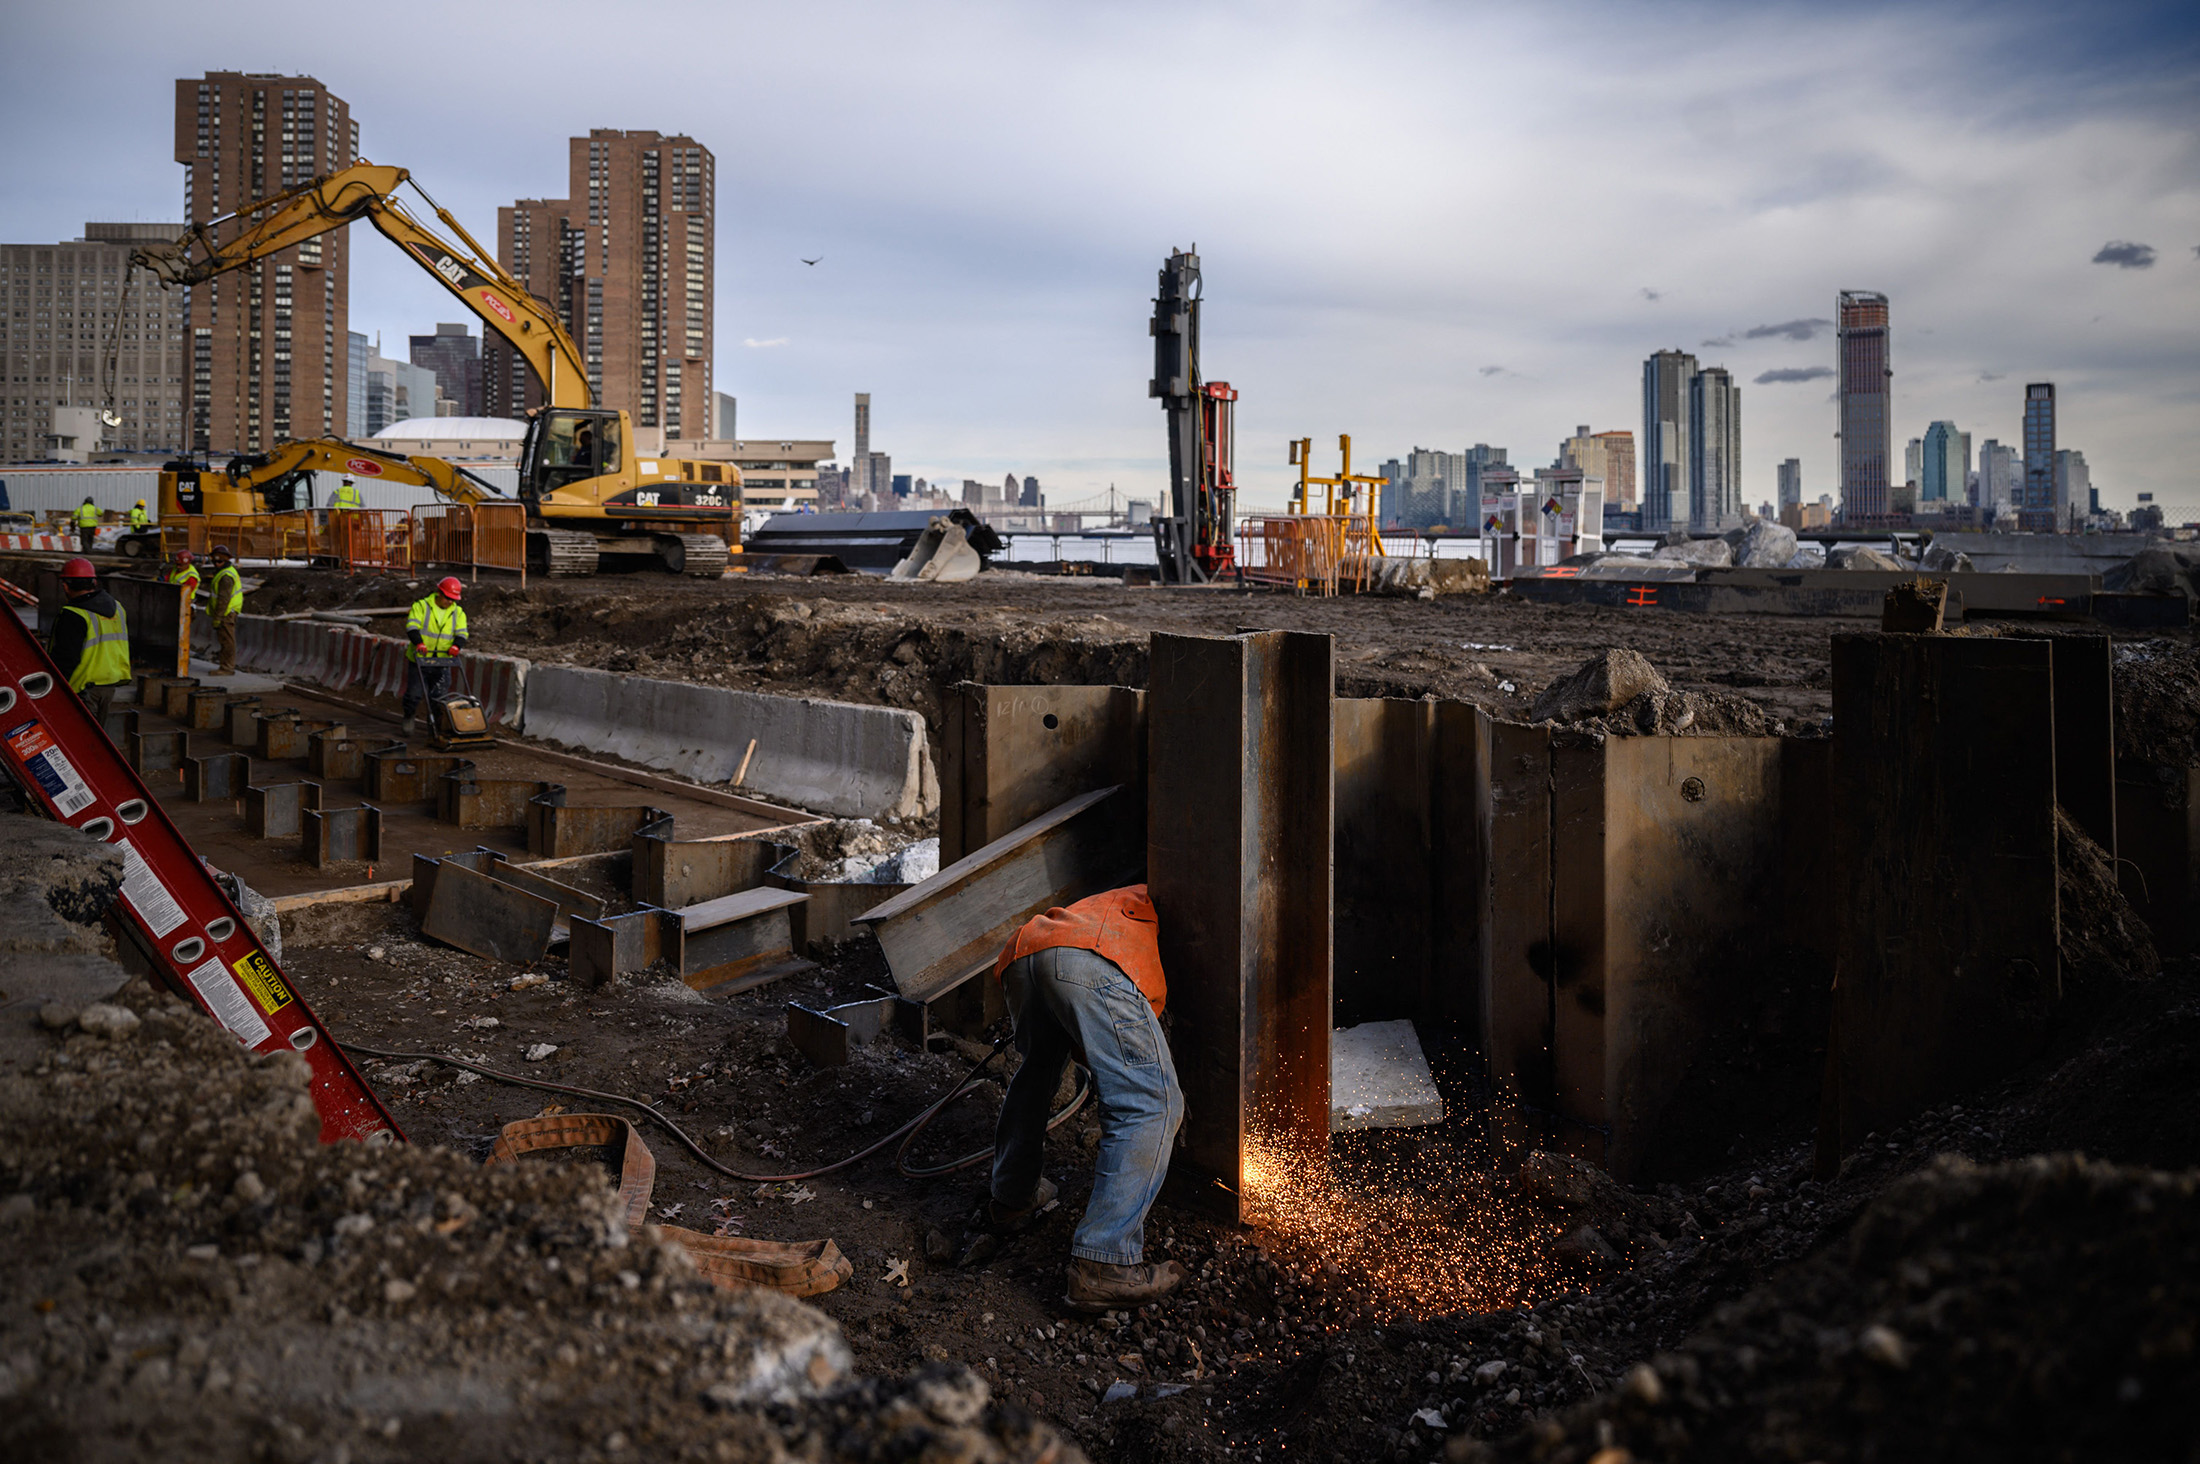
[127,506,149,528]
[209,565,243,618]
[169,565,201,597]
[74,503,101,528]
[64,603,131,692]
[333,483,364,510]
[405,596,467,661]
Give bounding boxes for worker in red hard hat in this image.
[988,885,1185,1313]
[402,576,469,735]
[49,558,131,732]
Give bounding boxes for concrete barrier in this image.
[523,665,937,820]
[186,614,527,728]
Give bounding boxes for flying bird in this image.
[800,257,822,266]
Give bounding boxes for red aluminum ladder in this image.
[0,606,401,1144]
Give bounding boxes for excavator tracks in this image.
[670,533,731,578]
[530,528,602,577]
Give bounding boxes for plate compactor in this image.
[426,658,495,751]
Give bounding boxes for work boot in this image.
[402,715,416,734]
[986,1177,1058,1233]
[1065,1256,1185,1314]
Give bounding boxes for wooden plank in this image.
[854,785,1142,1003]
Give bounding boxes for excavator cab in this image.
[521,409,624,500]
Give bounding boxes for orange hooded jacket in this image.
[993,884,1166,1016]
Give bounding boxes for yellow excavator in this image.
[130,162,737,576]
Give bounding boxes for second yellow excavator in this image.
[132,162,738,576]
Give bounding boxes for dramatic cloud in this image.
[1755,366,1835,385]
[1743,319,1835,342]
[2092,241,2157,268]
[1639,288,1663,302]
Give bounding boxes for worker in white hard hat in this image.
[402,576,469,735]
[332,476,365,512]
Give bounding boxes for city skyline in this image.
[2,1,2194,512]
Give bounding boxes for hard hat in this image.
[60,557,98,581]
[136,499,147,507]
[341,476,355,485]
[209,544,233,560]
[437,576,464,600]
[174,549,195,563]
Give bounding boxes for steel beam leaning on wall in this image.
[941,683,1147,865]
[1821,633,2060,1174]
[1148,631,1334,1224]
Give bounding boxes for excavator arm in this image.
[222,439,507,508]
[134,162,589,409]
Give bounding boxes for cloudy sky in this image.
[5,0,2196,514]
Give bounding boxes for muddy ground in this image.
[240,568,1854,744]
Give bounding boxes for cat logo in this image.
[634,491,661,507]
[433,254,465,287]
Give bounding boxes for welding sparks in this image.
[1238,1114,1586,1319]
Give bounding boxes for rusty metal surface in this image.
[1148,631,1333,1223]
[438,770,552,829]
[127,727,186,775]
[785,993,910,1068]
[854,785,1144,1003]
[2115,763,2200,956]
[185,688,234,731]
[246,779,321,839]
[183,751,250,801]
[304,804,381,868]
[161,677,202,719]
[1479,719,1555,1122]
[1823,634,2060,1172]
[525,789,672,858]
[420,858,557,964]
[307,727,382,782]
[668,886,814,994]
[2050,633,2116,855]
[258,714,339,762]
[942,683,1147,864]
[634,829,777,908]
[228,699,277,746]
[569,908,667,988]
[362,747,466,803]
[1334,698,1436,1028]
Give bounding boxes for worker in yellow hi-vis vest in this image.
[402,576,469,735]
[205,545,244,675]
[126,499,150,529]
[73,497,100,555]
[50,558,131,731]
[332,476,365,511]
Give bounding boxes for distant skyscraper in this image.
[1921,420,1969,504]
[1978,440,2022,514]
[1836,290,1892,521]
[853,393,871,496]
[1904,437,1923,490]
[2022,383,2057,531]
[1021,474,1041,507]
[1777,458,1802,511]
[408,322,482,417]
[2056,448,2091,522]
[346,331,369,438]
[175,71,358,453]
[1689,366,1741,531]
[714,391,736,440]
[0,223,189,459]
[1641,350,1697,531]
[1560,426,1636,510]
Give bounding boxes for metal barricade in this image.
[329,509,410,575]
[199,512,319,566]
[411,502,527,586]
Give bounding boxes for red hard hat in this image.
[60,557,98,581]
[437,576,464,600]
[174,549,195,563]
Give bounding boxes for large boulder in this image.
[2103,543,2200,599]
[1920,539,1976,573]
[1651,538,1734,568]
[1734,519,1799,569]
[1531,649,1668,723]
[1785,545,1828,569]
[1828,545,1909,571]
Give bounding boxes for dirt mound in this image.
[2114,639,2200,768]
[0,983,1078,1463]
[1456,1155,2198,1464]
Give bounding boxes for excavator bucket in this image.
[889,517,984,584]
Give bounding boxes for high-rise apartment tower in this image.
[174,72,357,454]
[2021,383,2057,531]
[483,130,714,439]
[409,323,481,417]
[1921,420,1969,504]
[853,393,871,497]
[1640,350,1697,531]
[1836,290,1892,521]
[2,223,189,460]
[1689,366,1742,531]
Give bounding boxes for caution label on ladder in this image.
[0,611,400,1146]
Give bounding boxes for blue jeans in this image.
[992,945,1184,1266]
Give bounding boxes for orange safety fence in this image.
[164,513,320,565]
[411,502,527,585]
[327,509,411,575]
[1238,515,1377,596]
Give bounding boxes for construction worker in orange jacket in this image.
[990,884,1185,1313]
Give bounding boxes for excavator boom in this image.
[134,163,589,409]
